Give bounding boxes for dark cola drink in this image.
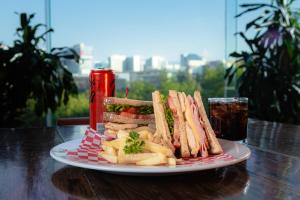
[208,98,248,141]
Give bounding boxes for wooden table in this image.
[0,119,300,199]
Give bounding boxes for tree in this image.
[0,13,78,127]
[200,64,225,98]
[225,0,300,124]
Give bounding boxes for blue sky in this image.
[1,0,299,62]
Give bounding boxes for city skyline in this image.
[65,42,208,75]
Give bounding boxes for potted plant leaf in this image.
[0,13,78,127]
[225,0,300,124]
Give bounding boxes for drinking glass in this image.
[208,97,248,141]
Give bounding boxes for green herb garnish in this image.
[160,94,174,135]
[123,131,145,154]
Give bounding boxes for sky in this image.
[1,0,299,63]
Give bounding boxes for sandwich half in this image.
[152,90,223,158]
[103,97,155,137]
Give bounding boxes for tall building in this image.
[62,43,93,75]
[108,54,126,72]
[73,43,94,75]
[144,56,167,71]
[180,53,206,73]
[124,55,142,72]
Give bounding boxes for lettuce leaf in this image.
[160,94,174,135]
[105,104,129,112]
[105,104,153,114]
[138,106,154,114]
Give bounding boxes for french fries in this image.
[102,145,117,156]
[118,153,159,164]
[99,152,118,164]
[102,138,125,149]
[144,141,173,157]
[136,153,167,166]
[98,130,176,166]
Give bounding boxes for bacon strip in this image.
[194,91,223,154]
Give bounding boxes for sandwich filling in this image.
[106,104,153,115]
[103,97,156,138]
[105,104,154,120]
[152,90,223,159]
[160,95,174,135]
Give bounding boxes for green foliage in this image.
[56,93,89,117]
[119,81,156,100]
[200,64,225,107]
[200,65,225,97]
[0,13,78,127]
[225,0,300,124]
[54,67,225,118]
[159,70,200,96]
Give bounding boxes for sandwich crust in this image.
[194,91,223,154]
[103,112,155,124]
[105,122,138,130]
[104,97,153,106]
[152,91,175,152]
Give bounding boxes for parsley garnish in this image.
[123,131,145,154]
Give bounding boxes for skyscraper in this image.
[108,54,126,72]
[73,43,94,75]
[62,43,93,75]
[144,56,167,71]
[124,55,142,72]
[180,53,206,73]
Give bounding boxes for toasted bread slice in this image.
[194,91,223,154]
[104,97,153,106]
[152,91,175,152]
[103,112,154,124]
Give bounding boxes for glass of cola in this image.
[208,97,248,141]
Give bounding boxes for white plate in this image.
[50,139,250,175]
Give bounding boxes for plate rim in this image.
[50,138,251,174]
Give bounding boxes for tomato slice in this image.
[119,112,137,119]
[123,107,137,114]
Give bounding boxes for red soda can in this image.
[89,69,115,132]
